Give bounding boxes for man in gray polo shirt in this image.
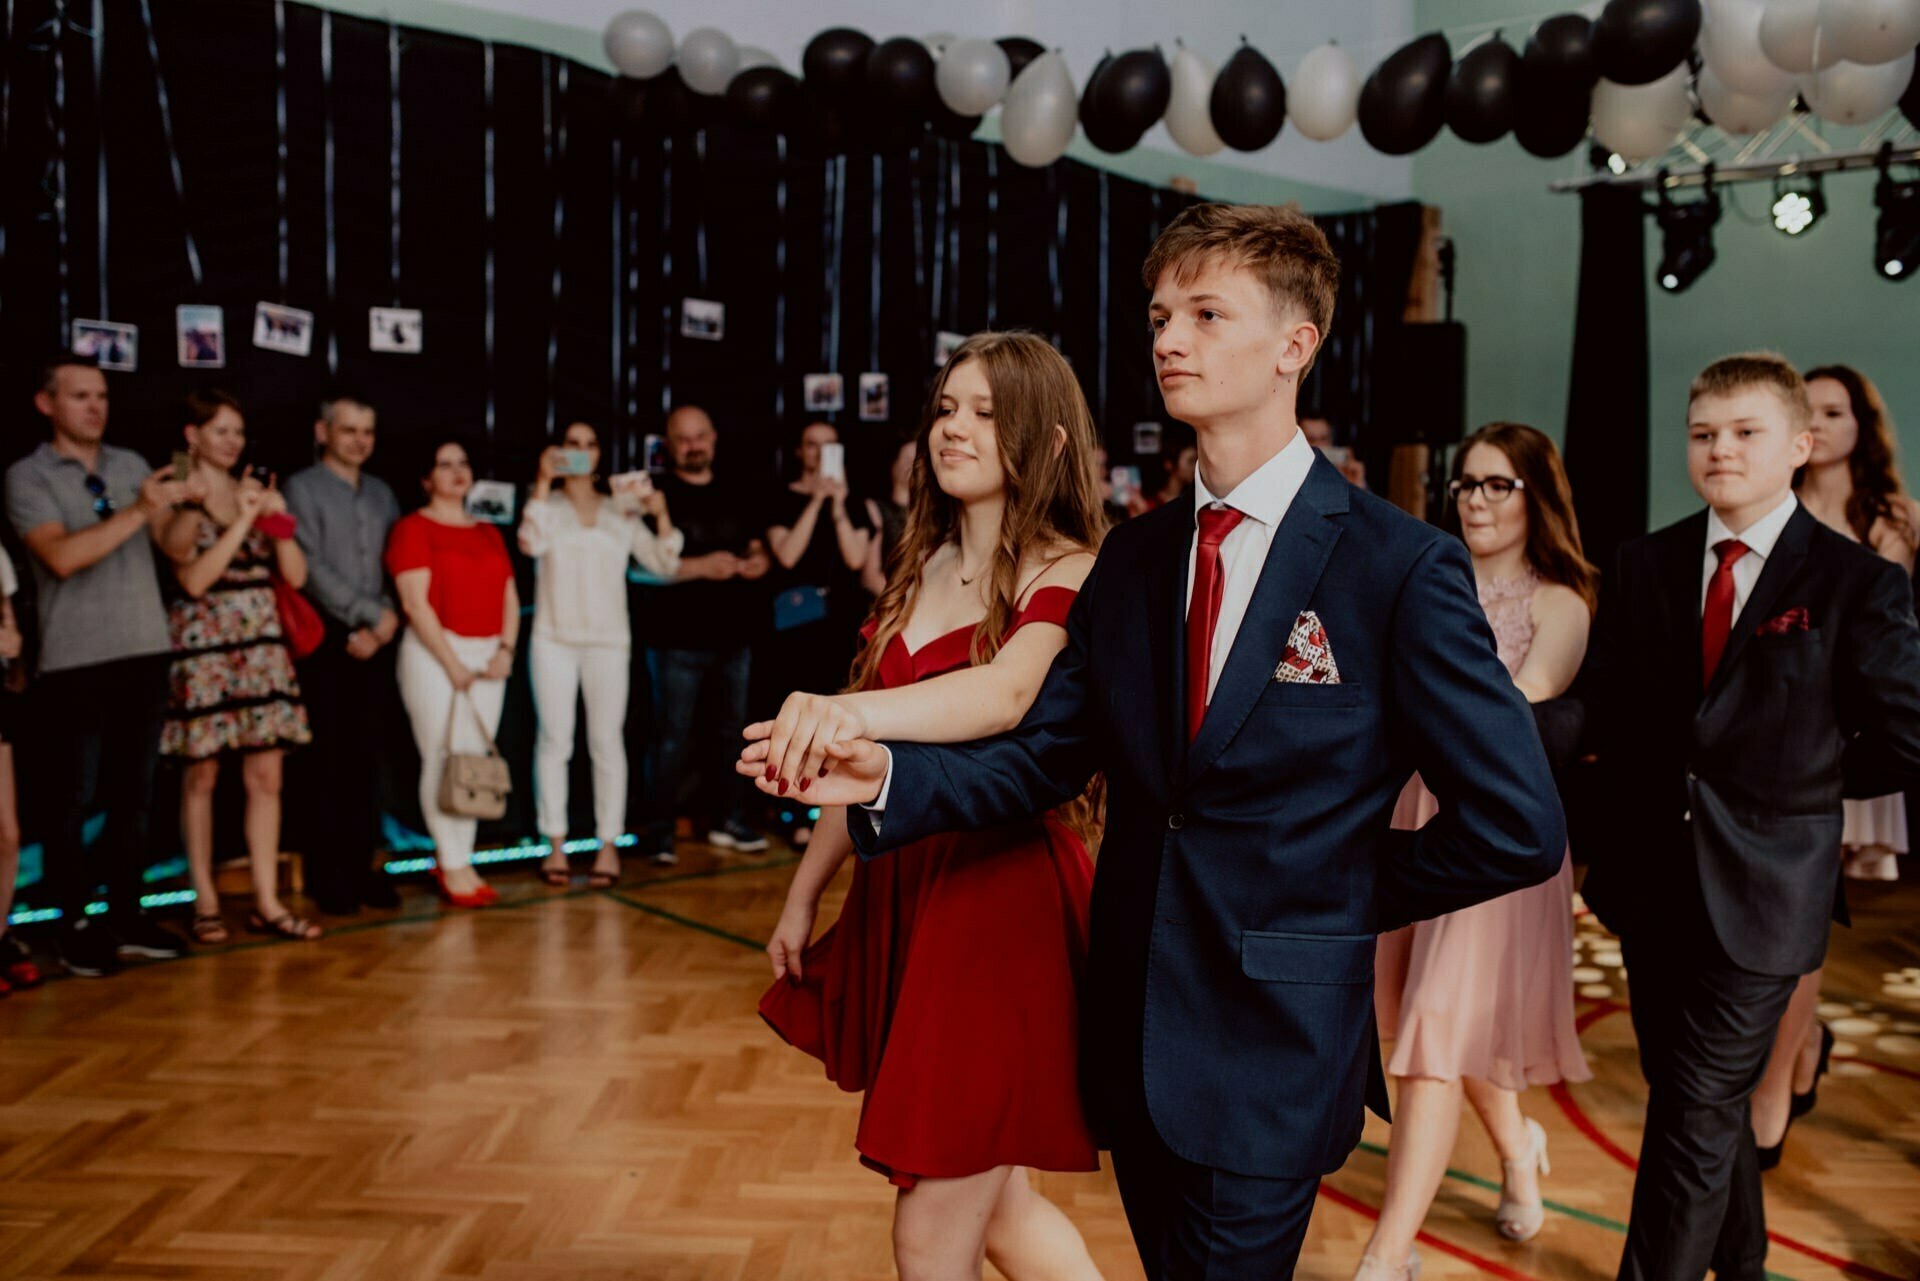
[5,353,193,976]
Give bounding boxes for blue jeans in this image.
[646,646,753,848]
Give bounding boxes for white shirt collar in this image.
[1705,492,1798,560]
[1190,429,1316,529]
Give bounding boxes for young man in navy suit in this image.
[754,204,1566,1278]
[1579,353,1920,1281]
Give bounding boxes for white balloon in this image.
[1819,0,1920,64]
[1000,51,1078,167]
[1163,46,1226,156]
[604,10,674,80]
[1698,64,1796,131]
[924,32,961,59]
[735,46,780,73]
[1802,48,1915,119]
[677,27,739,96]
[1591,67,1693,160]
[1702,0,1798,93]
[1758,0,1843,72]
[936,38,1012,116]
[1290,42,1363,141]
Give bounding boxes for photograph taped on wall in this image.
[859,373,890,421]
[370,307,424,353]
[803,373,845,413]
[71,319,138,372]
[254,302,314,357]
[934,330,968,367]
[680,297,725,341]
[1132,421,1163,455]
[176,306,225,369]
[466,480,516,525]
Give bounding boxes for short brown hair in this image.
[184,387,242,428]
[1142,203,1340,365]
[1688,352,1811,430]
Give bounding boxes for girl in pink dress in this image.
[1357,424,1594,1279]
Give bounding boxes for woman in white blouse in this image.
[520,422,683,887]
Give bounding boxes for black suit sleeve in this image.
[1378,536,1568,930]
[1837,556,1920,797]
[845,555,1102,858]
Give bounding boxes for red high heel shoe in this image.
[430,867,492,909]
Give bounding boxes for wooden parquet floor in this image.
[2,846,1916,1281]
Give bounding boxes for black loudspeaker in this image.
[1371,321,1467,448]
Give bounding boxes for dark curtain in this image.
[1561,185,1650,570]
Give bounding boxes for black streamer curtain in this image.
[0,0,1403,497]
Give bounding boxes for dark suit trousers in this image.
[1616,922,1797,1281]
[1110,1124,1318,1280]
[295,635,392,904]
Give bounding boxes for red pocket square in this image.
[1274,611,1341,684]
[1756,606,1810,636]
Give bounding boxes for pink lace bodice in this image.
[1478,569,1538,677]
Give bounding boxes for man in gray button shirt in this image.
[284,392,403,915]
[5,353,194,975]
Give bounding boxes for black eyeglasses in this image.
[84,473,115,518]
[1448,476,1527,504]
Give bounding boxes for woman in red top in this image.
[746,332,1108,1281]
[386,436,518,908]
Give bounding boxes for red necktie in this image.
[1701,537,1750,686]
[1187,504,1246,741]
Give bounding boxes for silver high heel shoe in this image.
[1354,1253,1421,1281]
[1495,1116,1550,1242]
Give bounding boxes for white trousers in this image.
[397,630,506,870]
[528,634,630,842]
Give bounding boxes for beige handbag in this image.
[437,690,511,820]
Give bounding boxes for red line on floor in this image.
[1316,1182,1544,1280]
[1844,1054,1920,1083]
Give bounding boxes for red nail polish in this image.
[778,779,789,795]
[800,777,811,792]
[765,767,777,782]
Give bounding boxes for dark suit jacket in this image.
[1577,505,1920,976]
[846,456,1565,1179]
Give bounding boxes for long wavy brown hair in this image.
[850,330,1109,841]
[1800,364,1912,546]
[1451,423,1600,612]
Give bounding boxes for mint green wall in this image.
[1412,0,1920,531]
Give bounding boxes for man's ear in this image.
[1277,320,1322,379]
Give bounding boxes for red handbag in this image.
[273,574,325,660]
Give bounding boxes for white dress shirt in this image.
[869,428,1319,814]
[1702,493,1798,620]
[520,493,684,649]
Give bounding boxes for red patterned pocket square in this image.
[1756,606,1810,636]
[1274,611,1341,684]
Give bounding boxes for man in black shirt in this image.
[645,406,771,864]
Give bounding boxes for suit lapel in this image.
[1660,511,1710,696]
[1188,457,1348,780]
[1706,505,1814,702]
[1145,495,1194,785]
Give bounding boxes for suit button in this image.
[1168,813,1185,830]
[1683,810,1692,821]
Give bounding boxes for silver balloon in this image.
[1290,42,1363,141]
[736,46,780,73]
[1802,48,1915,119]
[1000,51,1078,167]
[1758,0,1843,73]
[1702,0,1797,93]
[1819,0,1920,64]
[936,38,1012,115]
[677,26,740,96]
[1592,66,1693,159]
[1164,46,1225,155]
[1699,63,1796,131]
[604,10,674,80]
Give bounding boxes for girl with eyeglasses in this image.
[1357,423,1595,1277]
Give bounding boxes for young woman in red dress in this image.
[751,331,1108,1280]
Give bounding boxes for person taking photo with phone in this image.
[520,421,682,887]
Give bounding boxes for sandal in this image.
[191,913,231,945]
[0,932,45,987]
[587,861,621,889]
[246,910,323,941]
[539,859,572,888]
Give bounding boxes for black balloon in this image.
[1526,13,1598,88]
[866,36,937,118]
[1095,48,1172,137]
[1591,0,1701,86]
[1359,33,1451,155]
[802,27,875,98]
[1080,53,1143,153]
[1208,42,1287,151]
[999,36,1046,87]
[725,66,800,133]
[928,98,983,141]
[1446,36,1521,142]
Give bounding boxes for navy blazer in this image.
[847,455,1566,1179]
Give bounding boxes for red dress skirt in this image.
[758,586,1099,1186]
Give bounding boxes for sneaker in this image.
[649,842,679,867]
[116,917,189,960]
[707,820,769,853]
[57,919,123,978]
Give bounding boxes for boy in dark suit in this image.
[1579,352,1920,1281]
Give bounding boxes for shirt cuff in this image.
[862,745,894,826]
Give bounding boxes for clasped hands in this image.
[737,691,887,807]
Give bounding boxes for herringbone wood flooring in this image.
[2,848,1916,1280]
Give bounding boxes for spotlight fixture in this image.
[1653,166,1721,293]
[1875,146,1920,282]
[1771,172,1825,237]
